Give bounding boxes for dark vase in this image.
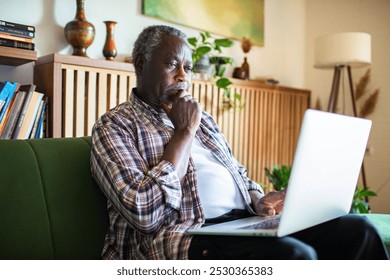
[241,57,250,80]
[103,21,117,60]
[64,0,95,57]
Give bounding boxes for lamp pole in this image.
[327,65,369,195]
[327,65,343,112]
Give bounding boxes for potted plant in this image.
[264,164,291,191]
[187,31,233,66]
[350,185,377,213]
[187,31,242,108]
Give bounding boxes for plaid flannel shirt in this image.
[90,90,263,259]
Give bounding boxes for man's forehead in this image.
[156,35,192,57]
[159,34,188,47]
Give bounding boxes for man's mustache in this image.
[164,82,189,93]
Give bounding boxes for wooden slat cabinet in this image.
[34,54,136,138]
[34,54,310,184]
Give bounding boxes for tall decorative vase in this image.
[64,0,95,57]
[103,21,117,60]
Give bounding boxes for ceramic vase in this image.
[102,21,117,60]
[64,0,95,57]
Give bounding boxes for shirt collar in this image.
[129,88,173,127]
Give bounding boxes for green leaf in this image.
[210,56,234,65]
[216,66,226,77]
[200,32,207,42]
[187,37,197,47]
[224,88,231,98]
[216,77,233,88]
[195,46,212,57]
[357,202,369,213]
[359,190,377,197]
[350,185,376,213]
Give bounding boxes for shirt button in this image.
[197,218,203,223]
[202,249,209,257]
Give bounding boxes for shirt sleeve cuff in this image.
[147,160,182,210]
[248,181,264,195]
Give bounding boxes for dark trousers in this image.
[188,211,389,260]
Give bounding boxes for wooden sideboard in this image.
[34,54,310,184]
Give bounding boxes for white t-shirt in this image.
[191,137,246,219]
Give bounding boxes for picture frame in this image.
[142,0,264,46]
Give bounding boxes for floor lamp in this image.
[314,32,372,191]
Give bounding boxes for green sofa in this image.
[0,137,389,259]
[0,137,108,259]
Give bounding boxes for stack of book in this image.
[0,19,35,50]
[0,81,48,139]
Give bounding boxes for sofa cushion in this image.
[0,137,108,259]
[0,140,54,259]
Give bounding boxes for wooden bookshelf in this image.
[0,46,37,66]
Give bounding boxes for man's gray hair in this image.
[132,25,188,75]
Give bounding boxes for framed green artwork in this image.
[142,0,264,46]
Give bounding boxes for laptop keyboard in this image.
[239,216,281,230]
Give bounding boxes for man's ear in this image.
[134,55,144,72]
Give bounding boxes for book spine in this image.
[18,92,44,139]
[40,97,49,138]
[0,38,35,50]
[0,20,35,32]
[0,26,34,38]
[0,32,33,43]
[0,82,18,123]
[0,95,15,135]
[12,90,33,139]
[0,85,5,111]
[0,91,26,139]
[35,101,47,138]
[30,100,45,139]
[0,81,14,111]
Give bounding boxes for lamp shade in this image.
[314,32,371,69]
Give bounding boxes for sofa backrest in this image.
[0,137,108,260]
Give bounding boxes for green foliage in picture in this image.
[142,0,264,46]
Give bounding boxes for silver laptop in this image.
[187,109,372,237]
